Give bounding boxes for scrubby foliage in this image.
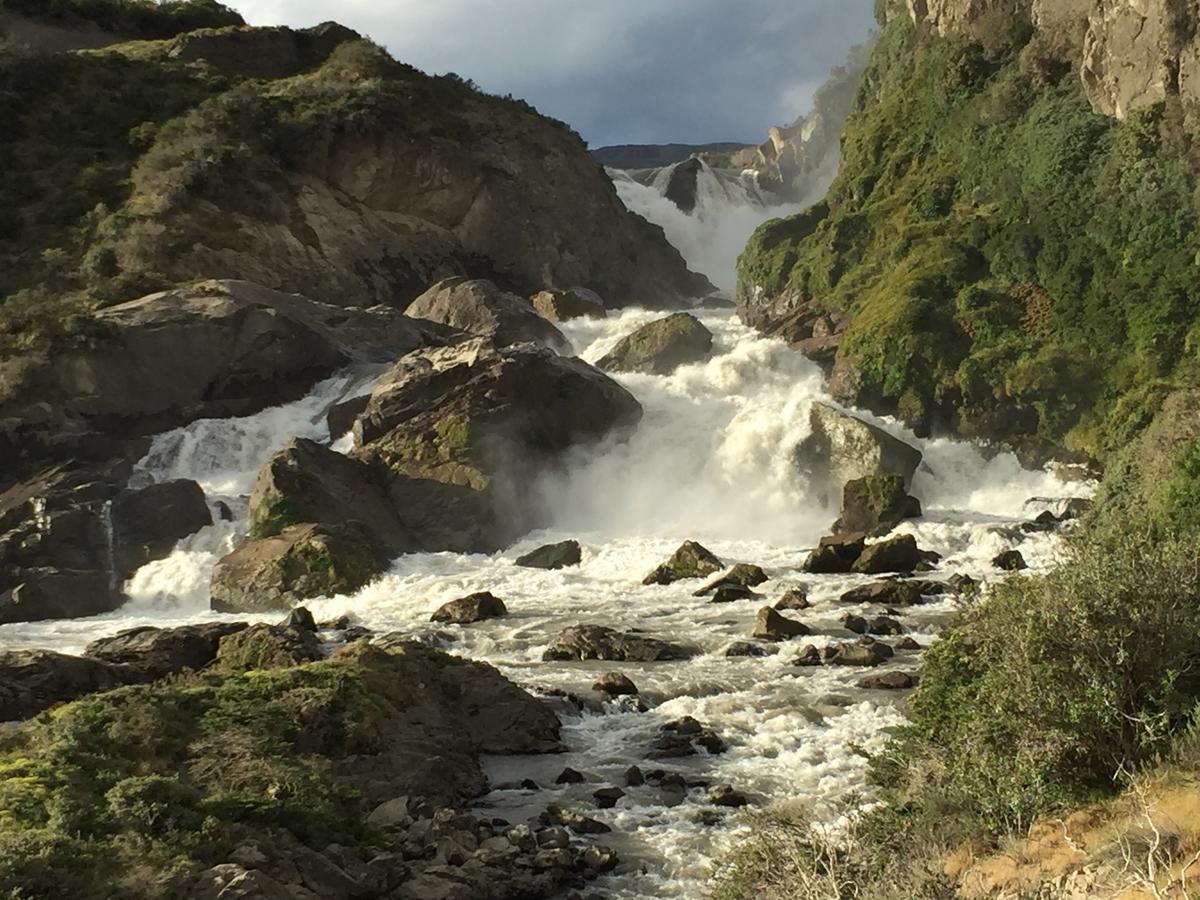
[738,15,1200,457]
[0,0,244,39]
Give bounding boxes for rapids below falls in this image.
[0,161,1088,898]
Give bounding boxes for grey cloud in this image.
[228,0,876,146]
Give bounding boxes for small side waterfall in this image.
[100,499,118,593]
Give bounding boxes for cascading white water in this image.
[610,160,801,293]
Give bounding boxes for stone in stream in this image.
[555,768,586,785]
[530,287,607,323]
[993,549,1028,571]
[431,592,508,624]
[110,479,213,579]
[592,672,638,696]
[515,540,582,570]
[543,625,694,662]
[708,784,749,808]
[651,717,728,758]
[693,563,769,596]
[839,579,925,607]
[851,534,923,574]
[708,584,762,603]
[774,587,811,611]
[867,615,905,636]
[280,606,317,633]
[793,402,924,497]
[592,787,625,809]
[858,671,918,690]
[596,312,714,375]
[895,636,922,651]
[406,277,572,353]
[643,540,724,585]
[1022,509,1060,533]
[544,805,612,835]
[753,606,810,641]
[828,637,895,667]
[834,474,922,536]
[725,641,776,658]
[624,766,645,786]
[802,532,866,573]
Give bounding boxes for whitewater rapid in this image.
[0,307,1082,898]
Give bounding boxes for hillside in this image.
[0,14,710,357]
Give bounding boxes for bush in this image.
[105,776,201,836]
[880,525,1200,834]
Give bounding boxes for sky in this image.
[225,0,877,148]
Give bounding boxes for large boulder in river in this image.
[430,592,508,624]
[753,606,810,641]
[834,474,922,536]
[531,288,607,323]
[110,479,212,578]
[210,523,387,613]
[84,622,248,678]
[0,280,436,468]
[543,625,694,661]
[802,532,866,574]
[643,540,724,585]
[597,313,714,375]
[852,534,922,575]
[794,403,923,503]
[406,277,571,353]
[516,540,582,569]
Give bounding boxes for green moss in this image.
[248,490,307,540]
[738,16,1200,455]
[377,411,488,490]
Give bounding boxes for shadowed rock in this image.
[515,540,582,570]
[753,606,810,641]
[543,625,693,662]
[598,313,714,375]
[431,592,508,624]
[406,277,571,354]
[643,540,723,585]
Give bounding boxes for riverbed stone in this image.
[851,534,922,574]
[543,625,693,661]
[515,540,582,570]
[597,312,713,375]
[839,579,925,606]
[834,474,922,536]
[530,288,607,322]
[753,606,810,641]
[802,532,866,573]
[774,587,811,610]
[643,540,724,585]
[431,592,508,624]
[406,277,571,353]
[592,672,638,695]
[693,563,769,596]
[794,402,924,497]
[84,622,249,677]
[993,549,1028,571]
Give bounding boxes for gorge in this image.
[2,1,1200,899]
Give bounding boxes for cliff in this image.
[0,18,710,356]
[738,0,1200,465]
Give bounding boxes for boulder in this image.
[592,672,638,696]
[530,288,607,322]
[693,563,768,596]
[555,767,586,785]
[406,277,571,353]
[213,623,323,672]
[643,540,723,585]
[828,637,895,667]
[110,479,212,578]
[834,474,922,536]
[0,649,146,721]
[84,622,248,677]
[515,540,582,570]
[280,606,317,633]
[1,280,433,463]
[774,588,810,611]
[802,532,865,573]
[994,549,1028,571]
[248,437,408,551]
[839,579,925,607]
[725,641,775,657]
[753,606,810,641]
[430,592,508,624]
[597,312,714,375]
[794,403,924,500]
[0,569,121,626]
[708,784,749,808]
[325,393,371,440]
[542,625,693,661]
[709,584,762,603]
[664,157,704,213]
[544,805,611,835]
[852,534,922,574]
[351,339,642,552]
[592,787,625,809]
[858,671,917,690]
[210,523,387,613]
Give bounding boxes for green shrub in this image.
[879,525,1200,834]
[106,776,201,836]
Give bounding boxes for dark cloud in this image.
[228,0,876,146]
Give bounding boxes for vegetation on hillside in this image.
[738,14,1200,460]
[0,0,243,39]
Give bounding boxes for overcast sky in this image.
[225,0,876,147]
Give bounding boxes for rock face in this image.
[1,280,433,468]
[835,474,922,535]
[406,277,571,354]
[515,540,583,570]
[643,540,724,585]
[795,403,924,499]
[167,22,360,79]
[210,523,386,613]
[597,313,714,375]
[530,288,607,323]
[543,625,693,661]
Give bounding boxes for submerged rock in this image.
[406,277,571,353]
[430,592,508,624]
[597,312,714,375]
[515,540,582,570]
[643,540,724,585]
[210,523,386,613]
[725,641,776,657]
[708,584,762,603]
[693,563,769,596]
[543,625,693,662]
[753,606,811,641]
[835,474,922,536]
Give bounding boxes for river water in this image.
[0,303,1081,897]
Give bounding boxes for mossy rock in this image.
[597,313,714,375]
[643,540,724,585]
[835,474,922,535]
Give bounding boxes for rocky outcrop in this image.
[405,277,570,353]
[213,622,324,672]
[85,622,248,678]
[597,313,714,375]
[0,649,144,722]
[542,625,693,661]
[794,403,924,500]
[210,523,386,613]
[166,22,359,79]
[1,280,434,468]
